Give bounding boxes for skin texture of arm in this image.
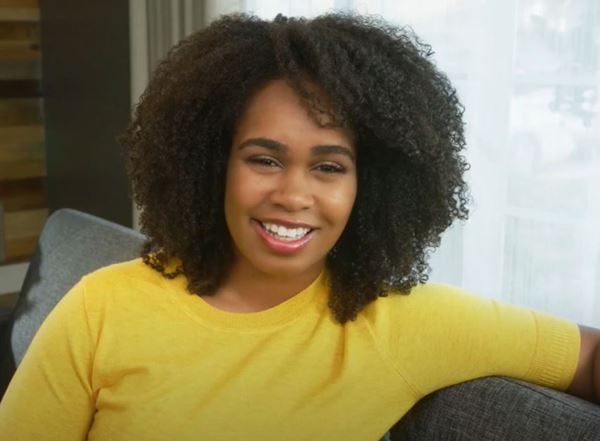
[566,325,600,403]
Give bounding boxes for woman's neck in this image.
[204,261,324,313]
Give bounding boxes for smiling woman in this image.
[0,11,598,441]
[121,13,471,325]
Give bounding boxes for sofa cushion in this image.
[390,376,600,440]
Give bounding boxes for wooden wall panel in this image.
[0,124,43,144]
[0,177,46,211]
[0,98,41,125]
[4,207,46,262]
[4,236,37,261]
[0,21,39,40]
[0,79,40,97]
[0,0,38,8]
[0,143,44,162]
[4,207,46,238]
[0,8,39,22]
[0,159,45,180]
[0,40,39,60]
[0,125,44,162]
[0,19,39,61]
[0,60,39,79]
[0,0,44,267]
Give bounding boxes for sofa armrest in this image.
[390,376,600,441]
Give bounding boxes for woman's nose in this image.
[270,168,314,212]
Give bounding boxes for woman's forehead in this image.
[232,79,355,151]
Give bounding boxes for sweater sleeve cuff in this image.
[525,312,580,391]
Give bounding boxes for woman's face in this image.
[225,79,357,279]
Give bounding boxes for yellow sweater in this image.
[0,258,579,441]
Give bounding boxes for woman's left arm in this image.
[566,325,600,403]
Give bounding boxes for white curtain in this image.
[135,0,600,326]
[245,0,600,326]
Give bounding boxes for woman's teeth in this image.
[261,222,311,241]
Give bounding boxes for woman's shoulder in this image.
[57,258,194,347]
[77,257,182,306]
[358,282,488,331]
[369,282,480,310]
[83,257,162,284]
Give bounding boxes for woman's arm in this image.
[0,280,95,439]
[566,325,600,403]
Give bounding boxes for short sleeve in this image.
[368,283,581,397]
[0,278,96,440]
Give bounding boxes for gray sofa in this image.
[1,208,599,440]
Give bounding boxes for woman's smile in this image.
[252,218,316,254]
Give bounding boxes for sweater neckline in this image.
[167,270,329,331]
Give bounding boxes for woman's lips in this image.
[251,219,314,254]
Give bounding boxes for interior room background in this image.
[1,0,598,327]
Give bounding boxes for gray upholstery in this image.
[1,208,599,440]
[392,376,600,440]
[0,208,144,392]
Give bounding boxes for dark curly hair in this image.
[120,12,470,325]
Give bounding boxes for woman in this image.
[0,12,598,440]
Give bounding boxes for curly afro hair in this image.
[120,12,470,325]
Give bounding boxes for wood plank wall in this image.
[0,0,47,264]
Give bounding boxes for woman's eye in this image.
[247,157,280,167]
[316,163,346,174]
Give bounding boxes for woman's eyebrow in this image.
[237,137,355,162]
[312,145,355,162]
[237,137,286,152]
